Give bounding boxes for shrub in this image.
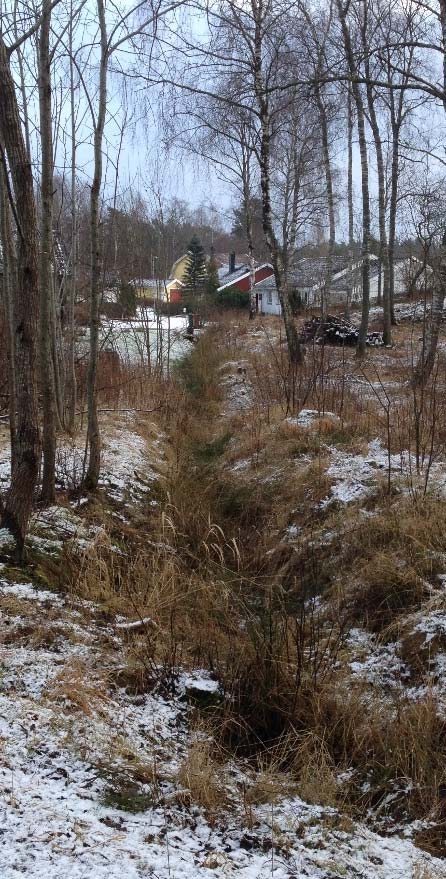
[217,287,250,310]
[117,283,137,318]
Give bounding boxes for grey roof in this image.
[255,274,277,290]
[255,255,383,295]
[330,256,380,291]
[218,263,250,283]
[289,256,352,288]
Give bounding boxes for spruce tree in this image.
[183,235,208,305]
[206,251,220,297]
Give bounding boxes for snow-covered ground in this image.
[99,309,190,367]
[0,573,444,879]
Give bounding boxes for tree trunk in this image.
[243,183,256,320]
[362,21,391,346]
[388,120,400,326]
[346,88,354,319]
[252,13,302,364]
[316,85,336,312]
[337,0,371,356]
[39,0,57,504]
[65,5,77,433]
[413,233,446,387]
[85,0,107,491]
[0,35,41,559]
[0,158,17,474]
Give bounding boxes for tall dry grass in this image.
[62,320,446,840]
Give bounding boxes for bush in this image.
[101,301,126,319]
[217,286,250,310]
[117,283,137,318]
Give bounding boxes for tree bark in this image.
[361,12,391,346]
[413,232,446,387]
[315,84,336,313]
[346,87,354,319]
[337,0,371,356]
[252,6,302,364]
[388,117,400,326]
[0,35,41,559]
[65,3,77,433]
[39,0,57,504]
[0,158,17,475]
[85,0,107,490]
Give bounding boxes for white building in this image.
[254,255,428,315]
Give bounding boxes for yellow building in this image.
[169,254,190,283]
[130,277,184,303]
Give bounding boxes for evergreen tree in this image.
[206,250,220,297]
[117,283,137,318]
[183,235,208,303]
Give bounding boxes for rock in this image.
[203,852,227,868]
[182,673,222,709]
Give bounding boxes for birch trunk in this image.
[346,88,354,319]
[253,10,302,364]
[0,35,41,558]
[337,0,370,356]
[315,85,336,312]
[65,5,77,433]
[241,160,256,319]
[0,159,17,474]
[388,119,399,326]
[85,0,107,490]
[39,0,57,503]
[413,233,446,387]
[362,23,391,346]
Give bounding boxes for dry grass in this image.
[244,766,292,806]
[28,317,446,839]
[294,732,339,807]
[352,552,426,633]
[177,739,227,816]
[45,658,110,716]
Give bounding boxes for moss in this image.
[101,782,155,813]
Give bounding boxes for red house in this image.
[217,253,274,294]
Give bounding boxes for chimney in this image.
[229,251,236,274]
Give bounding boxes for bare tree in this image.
[336,0,371,356]
[38,0,58,503]
[359,0,391,345]
[0,34,41,558]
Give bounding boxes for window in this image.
[267,288,272,304]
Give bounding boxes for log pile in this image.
[298,315,384,347]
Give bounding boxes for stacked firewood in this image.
[298,315,384,347]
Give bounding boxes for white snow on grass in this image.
[0,576,444,879]
[54,417,165,508]
[349,636,410,688]
[287,408,339,428]
[28,505,105,556]
[322,439,409,506]
[0,580,59,605]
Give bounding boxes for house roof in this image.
[255,274,277,291]
[218,262,273,292]
[289,256,354,289]
[330,256,380,291]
